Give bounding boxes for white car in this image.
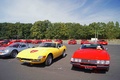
[0,42,32,58]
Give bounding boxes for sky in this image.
[0,0,120,25]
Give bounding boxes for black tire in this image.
[62,50,66,58]
[71,65,76,70]
[106,67,109,72]
[10,50,18,58]
[45,54,53,66]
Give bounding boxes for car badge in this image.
[30,50,38,53]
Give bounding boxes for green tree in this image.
[30,20,51,39]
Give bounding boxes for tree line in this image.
[0,20,120,39]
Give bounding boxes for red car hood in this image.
[72,49,110,60]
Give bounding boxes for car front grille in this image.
[20,58,32,61]
[80,63,97,66]
[81,59,97,64]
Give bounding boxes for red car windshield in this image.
[81,44,104,50]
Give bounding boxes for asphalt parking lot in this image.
[0,44,120,80]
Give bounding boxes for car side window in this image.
[12,44,20,48]
[51,43,56,48]
[21,44,26,47]
[57,44,62,48]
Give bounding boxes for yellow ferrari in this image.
[16,42,67,66]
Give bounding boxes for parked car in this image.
[20,39,32,43]
[80,39,89,44]
[41,39,52,43]
[0,39,10,47]
[71,43,110,72]
[32,39,42,44]
[54,39,63,44]
[97,39,108,45]
[16,42,67,66]
[0,42,31,58]
[68,39,77,44]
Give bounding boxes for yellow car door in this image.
[55,43,65,57]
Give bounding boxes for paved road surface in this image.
[0,44,120,80]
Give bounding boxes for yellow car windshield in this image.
[39,43,56,48]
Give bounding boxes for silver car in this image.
[0,42,32,58]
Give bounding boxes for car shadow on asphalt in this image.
[0,57,14,60]
[71,66,107,74]
[21,54,67,68]
[53,54,67,63]
[21,63,46,68]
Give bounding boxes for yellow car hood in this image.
[17,47,52,59]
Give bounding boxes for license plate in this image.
[85,66,96,69]
[85,66,92,69]
[22,60,31,63]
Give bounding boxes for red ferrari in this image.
[80,39,89,44]
[54,39,63,44]
[68,39,77,44]
[97,39,108,45]
[41,39,52,43]
[71,43,110,72]
[32,39,42,44]
[20,39,32,43]
[0,39,10,47]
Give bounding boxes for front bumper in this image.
[71,62,109,70]
[17,58,45,64]
[0,52,10,57]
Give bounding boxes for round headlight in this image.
[71,58,81,62]
[97,60,100,64]
[74,58,79,62]
[78,59,81,62]
[105,60,110,64]
[101,60,105,64]
[4,49,10,53]
[71,58,74,61]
